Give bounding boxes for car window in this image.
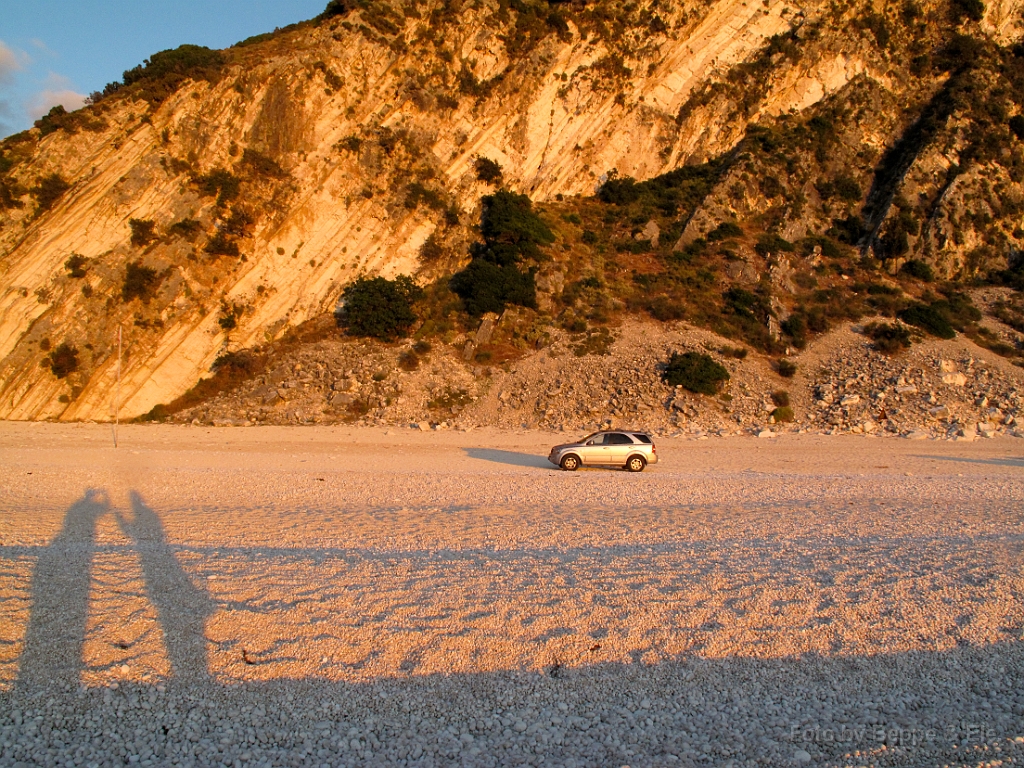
[606,433,634,445]
[633,434,652,444]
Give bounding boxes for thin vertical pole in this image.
[113,325,122,448]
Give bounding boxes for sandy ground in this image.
[1,423,1023,765]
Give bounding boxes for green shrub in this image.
[898,303,956,338]
[450,190,550,315]
[771,405,795,423]
[48,342,79,379]
[598,160,725,216]
[781,313,807,347]
[662,351,730,395]
[950,0,985,23]
[169,218,202,239]
[129,217,157,247]
[1011,115,1024,141]
[475,156,503,184]
[194,168,240,206]
[205,232,240,257]
[218,301,243,331]
[478,189,554,253]
[777,359,798,378]
[771,390,790,407]
[706,221,743,242]
[64,254,88,278]
[404,182,445,211]
[900,259,935,281]
[419,232,446,262]
[723,287,772,323]
[450,258,537,316]
[318,0,353,20]
[864,321,913,353]
[338,275,424,340]
[720,345,748,359]
[241,149,286,178]
[121,44,225,102]
[122,261,160,303]
[32,173,71,213]
[754,233,795,257]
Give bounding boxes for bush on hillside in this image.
[1010,115,1024,141]
[122,261,160,303]
[130,218,157,247]
[754,233,795,257]
[950,0,985,23]
[48,343,79,379]
[450,190,551,315]
[194,169,240,206]
[475,157,503,184]
[121,45,225,102]
[771,405,794,423]
[900,259,935,281]
[64,254,88,278]
[662,352,730,395]
[898,303,956,338]
[777,359,798,378]
[864,321,913,353]
[32,173,71,213]
[338,276,424,340]
[706,221,743,242]
[450,258,537,316]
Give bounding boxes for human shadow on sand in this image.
[913,454,1024,468]
[15,489,214,692]
[15,488,109,691]
[463,447,554,469]
[116,491,215,688]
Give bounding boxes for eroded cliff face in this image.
[0,0,1022,420]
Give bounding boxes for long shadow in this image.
[463,447,555,469]
[913,454,1024,468]
[116,491,214,688]
[15,489,109,690]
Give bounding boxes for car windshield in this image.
[580,432,604,444]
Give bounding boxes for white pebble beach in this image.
[1,422,1022,767]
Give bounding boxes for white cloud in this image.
[24,72,86,120]
[29,38,56,56]
[26,88,87,120]
[0,40,28,87]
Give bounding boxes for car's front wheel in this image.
[560,454,581,471]
[626,455,646,472]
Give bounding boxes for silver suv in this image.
[548,431,658,472]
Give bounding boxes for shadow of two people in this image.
[16,490,213,691]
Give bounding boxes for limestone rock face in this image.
[1,0,1022,420]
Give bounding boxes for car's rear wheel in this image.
[560,454,581,471]
[626,455,646,472]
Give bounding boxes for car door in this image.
[604,432,635,466]
[579,434,609,464]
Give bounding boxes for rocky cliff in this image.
[1,0,1023,421]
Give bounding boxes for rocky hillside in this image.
[1,0,1023,422]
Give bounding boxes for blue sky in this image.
[0,1,326,138]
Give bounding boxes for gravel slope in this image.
[1,423,1023,767]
